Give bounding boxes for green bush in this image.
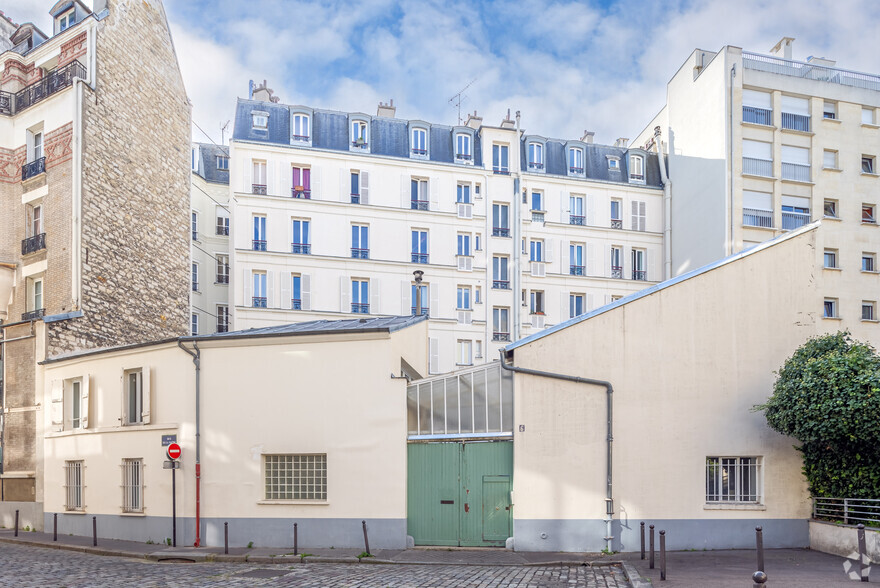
[757,332,880,498]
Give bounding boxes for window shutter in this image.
[311,166,321,199]
[282,164,292,197]
[429,337,440,374]
[81,375,90,429]
[586,194,596,226]
[340,276,350,312]
[339,168,348,202]
[301,274,311,310]
[561,239,569,274]
[280,272,291,309]
[401,176,410,208]
[624,246,632,278]
[639,201,646,231]
[545,239,554,264]
[649,248,657,281]
[743,89,772,109]
[401,281,410,315]
[587,243,597,276]
[267,270,275,308]
[141,368,152,425]
[267,160,276,195]
[243,159,252,192]
[430,177,440,209]
[430,283,440,317]
[631,200,639,231]
[561,292,570,319]
[242,269,251,306]
[559,191,569,224]
[51,379,63,432]
[603,244,612,277]
[587,293,594,311]
[361,171,370,204]
[370,278,380,314]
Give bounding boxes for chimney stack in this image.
[252,80,279,103]
[615,137,629,148]
[500,108,515,129]
[377,98,396,118]
[465,110,483,130]
[581,130,595,144]
[770,37,795,61]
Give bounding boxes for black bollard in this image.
[755,526,764,574]
[640,522,645,560]
[293,522,298,556]
[649,524,655,569]
[660,530,667,581]
[224,522,229,555]
[362,520,371,556]
[53,513,57,542]
[857,524,869,583]
[14,509,18,537]
[92,516,97,547]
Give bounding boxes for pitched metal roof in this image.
[182,314,428,342]
[194,142,230,185]
[505,221,821,351]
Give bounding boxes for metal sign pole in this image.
[172,464,177,547]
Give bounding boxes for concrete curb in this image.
[620,561,653,587]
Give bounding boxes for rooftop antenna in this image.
[448,78,477,125]
[220,120,230,145]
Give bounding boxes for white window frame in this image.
[351,120,368,147]
[64,461,83,511]
[629,154,645,182]
[863,155,877,175]
[123,369,144,425]
[191,261,199,292]
[411,127,427,156]
[121,458,143,513]
[216,254,229,284]
[457,340,473,366]
[29,277,43,313]
[263,454,327,501]
[292,113,310,140]
[455,133,472,160]
[705,456,763,504]
[824,298,839,319]
[64,378,84,431]
[862,301,876,321]
[823,199,838,218]
[216,155,229,170]
[191,312,199,336]
[528,142,544,169]
[217,304,229,333]
[568,147,584,175]
[252,113,268,130]
[862,253,876,273]
[823,149,839,170]
[823,249,838,269]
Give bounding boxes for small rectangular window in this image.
[823,150,838,170]
[823,101,837,120]
[824,298,838,319]
[862,301,876,321]
[351,224,370,259]
[456,134,472,159]
[216,304,229,333]
[191,211,198,241]
[216,155,229,170]
[569,294,585,318]
[292,114,310,140]
[64,461,83,511]
[456,286,471,310]
[124,370,143,425]
[191,261,199,292]
[191,312,199,336]
[823,200,838,218]
[629,155,645,182]
[351,279,369,314]
[492,144,509,174]
[253,271,267,307]
[823,250,837,268]
[457,340,473,366]
[863,156,876,175]
[216,254,229,284]
[862,253,876,273]
[864,108,877,126]
[122,458,143,513]
[474,285,482,304]
[252,114,268,129]
[863,204,876,224]
[264,454,327,500]
[705,457,762,503]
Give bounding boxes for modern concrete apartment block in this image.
[0,0,189,518]
[230,91,666,375]
[635,38,880,278]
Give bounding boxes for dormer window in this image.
[252,112,268,130]
[528,142,544,170]
[607,156,620,170]
[568,147,584,175]
[411,128,427,156]
[58,10,75,32]
[216,155,229,170]
[292,113,310,141]
[191,146,199,171]
[629,155,645,182]
[455,132,473,163]
[351,120,368,147]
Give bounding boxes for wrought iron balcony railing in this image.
[2,61,86,116]
[292,299,302,310]
[22,308,45,321]
[22,157,45,181]
[570,265,584,276]
[252,239,267,251]
[252,297,267,308]
[411,199,428,211]
[570,215,585,226]
[610,219,622,229]
[611,265,623,279]
[632,270,647,281]
[492,280,510,289]
[351,303,369,314]
[291,243,311,254]
[492,227,510,237]
[291,188,311,199]
[252,184,267,195]
[21,233,46,255]
[216,274,229,284]
[492,332,510,342]
[412,252,428,264]
[351,248,369,259]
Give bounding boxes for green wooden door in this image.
[482,475,512,542]
[407,443,460,546]
[460,441,512,547]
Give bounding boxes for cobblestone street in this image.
[0,543,629,587]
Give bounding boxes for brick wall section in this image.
[58,32,87,67]
[50,0,191,354]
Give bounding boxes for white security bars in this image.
[706,457,762,503]
[121,458,143,513]
[64,461,83,511]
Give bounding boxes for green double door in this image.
[407,441,512,547]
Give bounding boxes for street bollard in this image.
[752,526,767,587]
[640,522,645,560]
[53,513,57,542]
[649,524,655,569]
[857,524,869,583]
[224,522,229,555]
[660,530,667,581]
[362,520,371,556]
[14,509,18,537]
[293,522,298,556]
[92,516,97,547]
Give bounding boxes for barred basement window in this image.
[264,454,327,501]
[121,458,143,513]
[706,457,762,503]
[64,461,83,511]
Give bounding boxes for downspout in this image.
[728,63,737,256]
[499,349,615,552]
[512,111,522,341]
[653,126,672,280]
[177,339,201,547]
[482,172,491,351]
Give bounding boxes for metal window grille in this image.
[706,457,762,503]
[121,459,143,513]
[264,454,327,500]
[64,461,83,511]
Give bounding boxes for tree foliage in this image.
[758,332,880,498]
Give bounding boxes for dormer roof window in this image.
[607,155,620,170]
[50,0,90,36]
[252,111,269,130]
[58,9,75,32]
[349,116,371,152]
[292,113,309,141]
[629,153,646,183]
[454,127,476,165]
[528,142,544,170]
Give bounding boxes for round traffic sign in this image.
[167,443,182,460]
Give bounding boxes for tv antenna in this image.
[220,120,231,145]
[449,78,477,125]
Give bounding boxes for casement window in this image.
[264,454,327,501]
[30,130,43,162]
[570,244,584,276]
[823,101,837,120]
[292,274,302,310]
[475,340,483,359]
[351,224,369,259]
[492,256,509,289]
[631,201,646,231]
[531,191,543,211]
[292,113,310,141]
[216,304,229,333]
[492,307,510,341]
[823,200,838,218]
[782,196,810,230]
[862,253,876,272]
[492,144,509,174]
[121,458,143,513]
[412,229,428,264]
[528,142,544,170]
[253,271,267,308]
[252,160,267,194]
[457,183,471,204]
[569,147,584,174]
[31,204,43,236]
[457,286,471,310]
[63,378,86,431]
[191,146,198,171]
[823,249,838,269]
[411,284,428,316]
[862,301,876,321]
[456,133,472,160]
[780,95,810,132]
[632,249,647,281]
[216,212,229,236]
[123,369,147,425]
[350,172,360,203]
[411,128,427,156]
[216,254,229,284]
[291,166,311,198]
[291,219,311,254]
[351,120,368,147]
[457,340,473,366]
[824,298,838,319]
[706,457,762,503]
[611,246,622,279]
[351,279,369,314]
[411,178,428,210]
[863,156,877,175]
[191,312,199,336]
[629,155,644,182]
[608,157,620,170]
[191,262,199,292]
[610,199,622,228]
[742,89,772,125]
[823,150,839,170]
[28,277,44,314]
[252,215,267,251]
[742,139,773,177]
[492,204,510,237]
[252,113,268,130]
[569,195,585,225]
[191,211,198,241]
[863,204,876,224]
[216,155,229,170]
[64,461,83,511]
[530,290,545,314]
[530,239,543,262]
[457,233,471,257]
[864,108,877,126]
[58,9,75,32]
[569,293,585,318]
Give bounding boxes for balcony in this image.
[216,225,229,236]
[531,211,545,223]
[781,112,810,132]
[782,162,811,182]
[351,303,369,314]
[611,265,622,279]
[21,233,46,255]
[492,227,510,237]
[492,280,510,289]
[411,200,428,211]
[351,248,369,259]
[291,243,311,254]
[252,297,267,308]
[570,215,585,226]
[743,208,773,228]
[411,252,428,264]
[292,299,302,310]
[743,106,772,126]
[1,61,86,116]
[632,270,647,281]
[570,265,584,276]
[610,219,622,229]
[351,193,360,204]
[492,332,510,342]
[252,240,267,251]
[252,184,267,195]
[743,51,880,92]
[22,157,45,181]
[216,274,229,284]
[743,157,773,177]
[291,187,311,199]
[782,211,810,230]
[22,308,45,321]
[493,167,510,175]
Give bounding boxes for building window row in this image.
[823,298,878,321]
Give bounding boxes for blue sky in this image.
[7,0,880,145]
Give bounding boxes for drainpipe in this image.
[728,63,737,256]
[653,126,672,280]
[512,111,522,341]
[177,339,201,547]
[499,349,615,552]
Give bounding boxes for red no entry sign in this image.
[166,443,181,460]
